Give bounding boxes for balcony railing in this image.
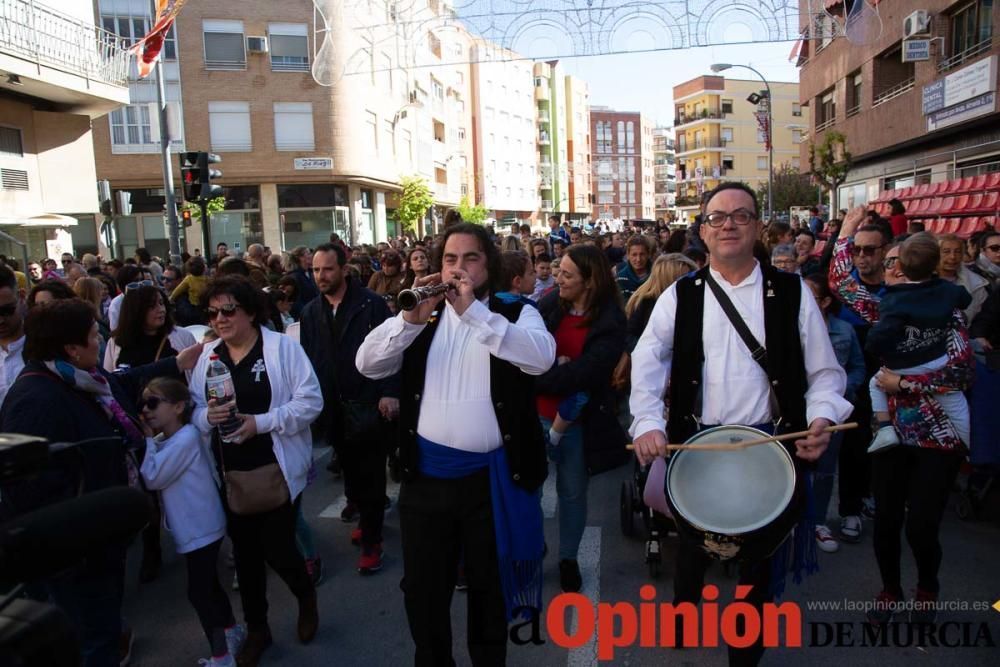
[674,109,724,125]
[846,104,861,118]
[538,133,550,145]
[872,77,915,108]
[938,37,993,73]
[541,199,553,209]
[815,117,836,132]
[0,0,131,87]
[676,137,728,152]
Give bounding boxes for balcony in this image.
[938,37,992,73]
[674,109,724,127]
[0,0,130,115]
[538,132,550,145]
[534,85,549,102]
[815,117,836,133]
[541,199,553,210]
[872,77,914,108]
[539,178,553,190]
[675,137,728,155]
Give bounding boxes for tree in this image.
[808,130,853,214]
[181,196,226,220]
[756,164,817,218]
[456,195,489,225]
[396,175,434,233]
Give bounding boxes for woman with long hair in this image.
[74,277,112,361]
[400,246,431,290]
[501,234,522,252]
[535,244,627,593]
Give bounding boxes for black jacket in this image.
[536,291,629,474]
[290,267,320,318]
[300,277,400,432]
[0,358,178,516]
[625,297,656,352]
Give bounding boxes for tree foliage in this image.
[455,196,489,225]
[397,176,434,233]
[756,164,817,217]
[181,196,226,220]
[808,131,853,213]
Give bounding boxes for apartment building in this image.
[533,61,568,219]
[0,0,129,261]
[470,45,537,224]
[564,73,591,221]
[590,107,655,221]
[672,74,805,222]
[798,0,1000,209]
[653,127,677,220]
[91,0,473,257]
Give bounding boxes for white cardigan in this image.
[103,326,197,372]
[140,424,226,554]
[190,327,323,502]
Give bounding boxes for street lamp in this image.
[711,63,773,222]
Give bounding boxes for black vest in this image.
[397,298,548,492]
[668,265,808,443]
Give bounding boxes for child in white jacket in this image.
[139,377,244,667]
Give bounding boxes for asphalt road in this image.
[122,445,1000,666]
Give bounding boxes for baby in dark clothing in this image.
[866,233,972,453]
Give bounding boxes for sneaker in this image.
[237,625,272,667]
[231,571,239,591]
[866,590,901,626]
[455,565,468,591]
[224,624,246,658]
[340,501,359,523]
[861,496,877,520]
[840,515,862,543]
[358,544,384,575]
[910,588,938,625]
[868,425,900,454]
[198,654,236,667]
[559,559,582,593]
[305,557,324,587]
[350,527,362,546]
[815,525,840,553]
[119,627,134,667]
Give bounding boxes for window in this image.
[273,103,315,151]
[402,129,412,163]
[617,121,625,150]
[269,23,308,71]
[792,102,802,117]
[757,156,768,170]
[0,127,22,157]
[719,127,733,144]
[792,129,802,144]
[103,15,177,61]
[817,88,836,128]
[203,20,245,70]
[848,71,863,116]
[951,0,994,59]
[757,128,766,143]
[873,45,914,105]
[432,78,444,103]
[626,121,635,154]
[721,99,733,114]
[111,105,152,145]
[458,127,466,140]
[209,102,252,151]
[722,155,734,170]
[380,53,393,91]
[365,110,378,152]
[455,71,464,85]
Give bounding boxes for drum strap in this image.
[703,272,783,428]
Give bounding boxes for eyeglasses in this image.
[850,244,885,257]
[125,279,154,293]
[704,209,756,227]
[61,259,72,265]
[883,257,899,270]
[985,244,1000,253]
[139,395,173,411]
[0,302,17,317]
[206,303,241,320]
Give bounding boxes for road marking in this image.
[312,446,331,462]
[567,527,601,667]
[318,481,401,519]
[542,461,558,518]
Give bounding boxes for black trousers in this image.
[398,470,507,667]
[871,446,962,596]
[673,540,772,667]
[186,538,235,655]
[227,496,314,629]
[838,390,873,517]
[335,435,387,547]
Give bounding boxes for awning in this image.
[0,214,79,227]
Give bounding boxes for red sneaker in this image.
[358,544,383,575]
[350,527,362,546]
[866,590,901,626]
[911,588,938,625]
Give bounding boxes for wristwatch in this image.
[898,378,911,391]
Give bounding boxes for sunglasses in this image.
[0,302,17,317]
[139,395,172,411]
[883,256,899,270]
[850,244,884,257]
[126,279,154,293]
[61,259,72,264]
[206,303,241,320]
[985,244,1000,253]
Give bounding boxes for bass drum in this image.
[665,425,802,562]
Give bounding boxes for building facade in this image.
[0,0,129,261]
[672,75,804,222]
[589,107,655,221]
[564,73,591,220]
[90,0,473,257]
[798,0,1000,209]
[653,126,677,220]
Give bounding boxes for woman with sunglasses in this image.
[189,276,322,666]
[0,298,203,667]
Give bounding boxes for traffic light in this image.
[181,208,193,227]
[179,151,223,201]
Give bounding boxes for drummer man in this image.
[630,182,853,666]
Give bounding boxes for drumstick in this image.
[625,422,858,452]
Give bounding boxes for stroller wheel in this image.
[955,495,974,521]
[620,481,636,537]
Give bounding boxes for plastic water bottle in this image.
[206,354,242,443]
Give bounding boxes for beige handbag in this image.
[219,446,289,516]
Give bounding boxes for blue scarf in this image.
[417,436,544,621]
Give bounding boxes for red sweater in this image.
[536,314,589,419]
[888,213,908,237]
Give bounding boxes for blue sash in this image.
[417,436,544,621]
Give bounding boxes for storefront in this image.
[278,183,351,249]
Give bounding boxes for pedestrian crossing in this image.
[567,527,602,667]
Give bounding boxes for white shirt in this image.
[629,263,852,439]
[356,299,556,453]
[0,335,25,409]
[108,293,124,331]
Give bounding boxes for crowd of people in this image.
[0,184,997,667]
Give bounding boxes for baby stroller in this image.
[619,457,678,578]
[959,359,1000,520]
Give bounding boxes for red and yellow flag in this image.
[130,0,189,79]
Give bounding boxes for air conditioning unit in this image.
[903,10,931,39]
[246,36,268,54]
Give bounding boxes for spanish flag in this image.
[130,0,189,79]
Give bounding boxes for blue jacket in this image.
[616,262,650,301]
[866,278,972,368]
[827,315,866,401]
[290,267,320,318]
